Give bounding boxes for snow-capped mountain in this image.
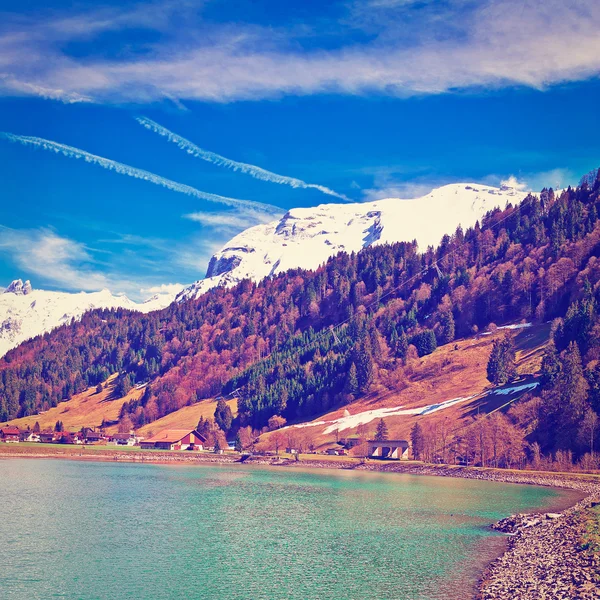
[0,280,178,358]
[177,182,530,301]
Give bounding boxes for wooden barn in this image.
[140,429,207,451]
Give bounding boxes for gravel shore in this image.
[2,448,599,598]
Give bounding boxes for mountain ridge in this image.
[0,280,178,358]
[177,182,529,301]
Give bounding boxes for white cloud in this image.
[497,168,577,192]
[1,0,599,103]
[0,225,190,301]
[137,117,350,200]
[140,282,184,296]
[362,181,436,201]
[183,208,276,230]
[0,131,283,217]
[0,225,108,291]
[500,175,528,192]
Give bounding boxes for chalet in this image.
[56,432,81,444]
[82,428,104,443]
[139,429,207,451]
[20,430,40,442]
[0,426,20,442]
[39,431,55,443]
[109,433,138,446]
[366,439,409,460]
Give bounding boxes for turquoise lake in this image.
[0,460,569,599]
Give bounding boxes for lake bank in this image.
[2,444,599,598]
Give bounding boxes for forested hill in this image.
[2,173,600,451]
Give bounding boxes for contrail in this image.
[136,117,351,202]
[0,132,283,217]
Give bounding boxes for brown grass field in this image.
[135,398,237,438]
[259,323,551,451]
[3,374,142,433]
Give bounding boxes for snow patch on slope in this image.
[178,182,530,301]
[0,280,178,358]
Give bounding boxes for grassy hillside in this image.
[3,374,142,432]
[4,373,236,437]
[258,323,550,452]
[135,398,237,438]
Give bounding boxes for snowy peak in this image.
[0,282,180,358]
[177,182,530,302]
[4,279,32,295]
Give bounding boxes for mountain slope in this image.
[1,175,598,463]
[258,323,549,452]
[178,183,528,301]
[0,280,177,358]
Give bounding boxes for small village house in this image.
[140,429,207,451]
[20,430,40,442]
[0,426,21,442]
[108,432,139,446]
[82,428,104,444]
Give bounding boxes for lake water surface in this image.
[0,459,570,599]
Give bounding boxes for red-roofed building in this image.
[140,429,207,451]
[0,426,21,442]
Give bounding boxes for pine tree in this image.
[439,311,455,345]
[345,362,359,395]
[354,339,374,393]
[397,327,408,359]
[33,421,40,433]
[541,342,590,451]
[411,329,437,357]
[214,399,233,432]
[234,433,243,452]
[540,342,561,389]
[487,336,516,385]
[411,422,424,460]
[375,418,388,441]
[389,325,399,356]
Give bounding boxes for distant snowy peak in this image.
[177,182,530,302]
[4,279,33,295]
[0,283,180,358]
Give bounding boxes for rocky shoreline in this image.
[2,448,599,598]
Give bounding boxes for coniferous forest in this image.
[3,172,600,462]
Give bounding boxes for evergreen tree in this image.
[345,362,359,395]
[486,336,516,385]
[540,342,561,389]
[54,420,63,432]
[439,312,455,345]
[411,329,437,357]
[541,342,590,451]
[397,327,409,359]
[375,418,389,441]
[410,422,424,460]
[196,416,212,438]
[115,374,132,398]
[234,433,243,452]
[214,399,233,432]
[33,421,41,433]
[354,339,374,393]
[389,325,399,356]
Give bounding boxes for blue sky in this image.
[0,0,599,299]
